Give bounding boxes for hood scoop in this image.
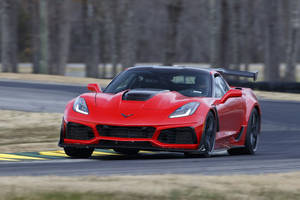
[122,89,169,101]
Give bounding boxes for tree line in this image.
[1,0,300,81]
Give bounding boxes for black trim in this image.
[212,107,220,132]
[58,141,197,153]
[234,127,244,141]
[58,119,65,146]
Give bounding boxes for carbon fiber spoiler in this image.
[214,68,258,81]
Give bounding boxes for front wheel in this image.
[201,111,217,157]
[64,147,94,158]
[228,108,260,155]
[185,111,216,158]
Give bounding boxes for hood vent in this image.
[122,89,168,101]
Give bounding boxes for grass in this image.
[1,173,300,200]
[0,110,61,153]
[254,90,300,102]
[0,72,111,86]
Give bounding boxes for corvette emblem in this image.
[121,113,134,118]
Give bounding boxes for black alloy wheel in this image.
[202,111,217,157]
[228,108,260,155]
[185,111,216,158]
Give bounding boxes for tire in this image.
[184,111,216,158]
[64,147,94,158]
[113,148,139,155]
[228,108,260,155]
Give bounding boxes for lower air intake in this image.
[158,127,197,144]
[65,122,95,140]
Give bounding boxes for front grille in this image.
[97,125,155,138]
[98,140,153,148]
[65,122,95,140]
[158,127,197,144]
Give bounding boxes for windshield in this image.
[104,68,212,97]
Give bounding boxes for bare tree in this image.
[1,0,18,72]
[217,0,230,69]
[120,0,137,70]
[285,0,300,81]
[83,0,101,78]
[264,0,280,81]
[47,0,72,75]
[228,0,241,71]
[38,0,48,74]
[29,0,41,74]
[9,0,300,83]
[163,0,183,66]
[240,0,255,71]
[103,0,121,77]
[209,0,219,67]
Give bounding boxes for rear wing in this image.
[213,68,258,81]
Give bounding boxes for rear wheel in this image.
[228,108,260,155]
[64,147,94,158]
[185,111,216,158]
[113,148,139,155]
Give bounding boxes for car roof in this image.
[128,65,215,75]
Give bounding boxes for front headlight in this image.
[73,97,89,115]
[169,102,200,118]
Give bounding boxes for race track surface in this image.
[0,79,300,176]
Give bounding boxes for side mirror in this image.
[87,83,102,93]
[214,89,242,105]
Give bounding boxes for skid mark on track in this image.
[0,149,157,162]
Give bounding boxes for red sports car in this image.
[59,66,261,158]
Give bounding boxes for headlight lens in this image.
[73,97,89,115]
[169,102,200,118]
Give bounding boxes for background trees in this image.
[0,0,300,82]
[163,0,183,66]
[1,0,18,73]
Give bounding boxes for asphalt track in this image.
[0,79,300,176]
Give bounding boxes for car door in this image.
[213,74,244,137]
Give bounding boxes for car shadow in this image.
[89,151,229,161]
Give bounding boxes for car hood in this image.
[95,89,190,111]
[75,90,212,126]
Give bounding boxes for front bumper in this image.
[59,119,204,152]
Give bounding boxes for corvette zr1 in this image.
[59,66,261,158]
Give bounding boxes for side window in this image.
[219,76,230,93]
[214,76,229,98]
